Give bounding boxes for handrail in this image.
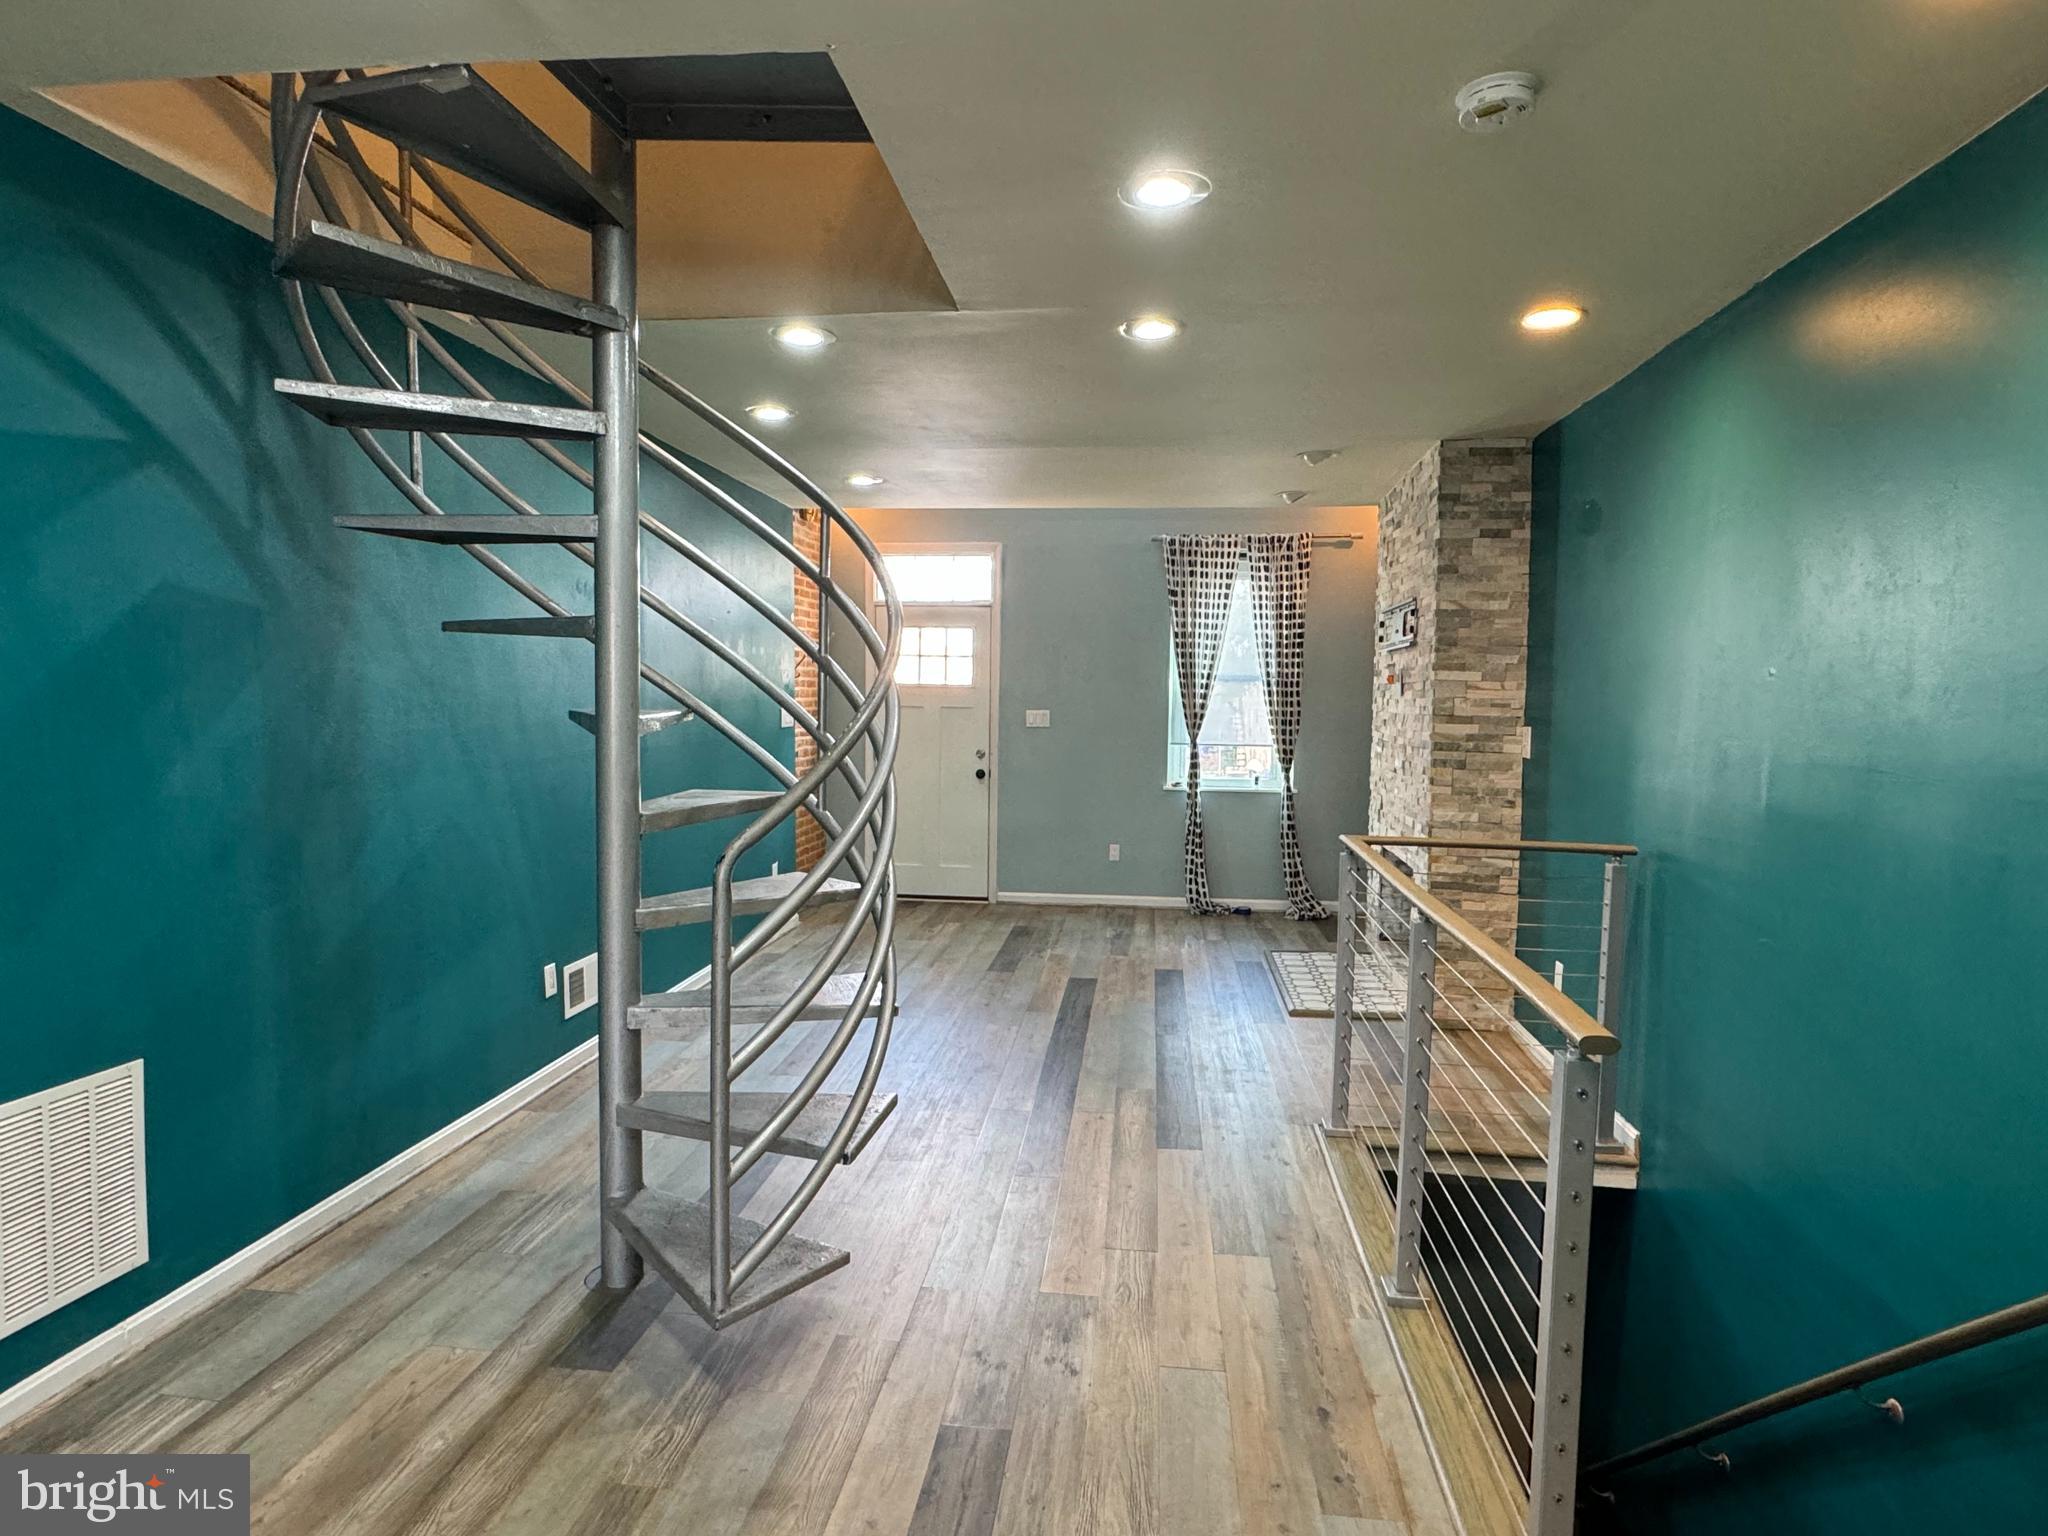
[1588,1289,2048,1481]
[1341,834,1620,1057]
[1356,834,1639,858]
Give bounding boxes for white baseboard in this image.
[993,889,1290,913]
[0,1034,600,1431]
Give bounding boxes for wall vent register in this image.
[562,953,598,1020]
[0,1060,148,1341]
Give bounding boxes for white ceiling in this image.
[4,1,2047,508]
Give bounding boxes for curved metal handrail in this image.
[267,69,902,1314]
[1588,1289,2048,1483]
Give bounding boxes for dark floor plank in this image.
[1013,977,1096,1180]
[1153,968,1203,1151]
[909,1423,1010,1536]
[985,923,1041,975]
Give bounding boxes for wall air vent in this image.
[563,954,598,1020]
[0,1061,148,1341]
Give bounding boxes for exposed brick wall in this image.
[1368,439,1533,1025]
[791,508,826,871]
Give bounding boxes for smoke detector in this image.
[1454,72,1541,134]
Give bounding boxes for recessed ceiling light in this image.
[1118,168,1213,211]
[1277,491,1308,505]
[1521,303,1585,333]
[847,472,885,488]
[771,321,836,351]
[747,401,795,424]
[1119,314,1183,343]
[1297,449,1341,467]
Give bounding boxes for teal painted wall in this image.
[0,107,795,1392]
[831,505,1375,906]
[1528,92,2048,1531]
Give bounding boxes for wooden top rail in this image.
[1341,835,1621,1058]
[1355,834,1639,858]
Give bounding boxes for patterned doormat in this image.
[1261,950,1409,1024]
[1266,950,1403,1019]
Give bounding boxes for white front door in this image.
[886,603,993,899]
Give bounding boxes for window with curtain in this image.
[1166,567,1278,790]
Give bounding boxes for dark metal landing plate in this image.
[546,53,870,142]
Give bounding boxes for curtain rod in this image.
[1149,533,1364,545]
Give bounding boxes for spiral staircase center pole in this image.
[593,126,645,1292]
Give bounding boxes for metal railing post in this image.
[1594,855,1629,1146]
[1529,1047,1600,1534]
[593,125,643,1292]
[1329,847,1357,1129]
[1383,905,1437,1308]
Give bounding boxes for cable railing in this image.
[264,66,901,1324]
[1330,834,1628,1536]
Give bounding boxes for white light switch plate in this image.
[542,962,559,999]
[1025,709,1051,728]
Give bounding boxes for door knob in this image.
[975,768,988,780]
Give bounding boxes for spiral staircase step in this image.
[637,872,860,931]
[618,1090,896,1165]
[640,788,784,833]
[630,970,892,1035]
[276,379,605,440]
[335,514,597,544]
[569,707,691,737]
[277,220,625,335]
[441,615,595,639]
[305,65,628,228]
[606,1187,848,1330]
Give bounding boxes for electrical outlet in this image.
[1520,724,1534,759]
[562,954,598,1019]
[542,962,559,1000]
[1025,708,1051,728]
[772,860,780,876]
[1108,843,1121,862]
[1553,961,1565,989]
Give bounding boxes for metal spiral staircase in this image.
[265,65,902,1328]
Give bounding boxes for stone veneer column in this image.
[1368,439,1532,1025]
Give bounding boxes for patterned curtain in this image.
[1162,534,1247,915]
[1247,533,1332,920]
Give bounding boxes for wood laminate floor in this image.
[2,901,1459,1536]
